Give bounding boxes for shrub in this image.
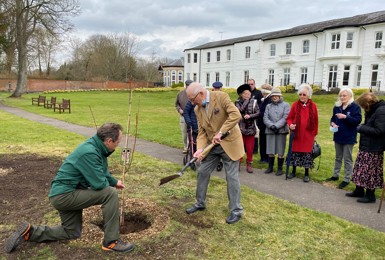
[171,82,183,89]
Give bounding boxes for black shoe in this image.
[346,190,364,198]
[275,170,283,176]
[357,197,376,203]
[338,181,349,189]
[326,176,339,181]
[287,173,296,179]
[226,213,241,224]
[303,175,310,182]
[186,205,206,214]
[102,239,134,253]
[5,222,33,253]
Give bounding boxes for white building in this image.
[184,10,385,90]
[158,58,184,87]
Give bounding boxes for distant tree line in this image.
[0,0,169,96]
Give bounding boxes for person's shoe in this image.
[346,187,365,198]
[357,197,376,203]
[303,175,310,182]
[186,205,206,214]
[338,181,349,189]
[182,148,188,154]
[102,239,134,253]
[287,173,296,179]
[226,213,241,224]
[246,163,253,174]
[326,176,339,181]
[5,222,33,253]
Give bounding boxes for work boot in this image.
[246,162,253,173]
[102,239,135,253]
[346,186,365,198]
[264,156,274,174]
[357,189,376,203]
[276,157,284,176]
[5,222,33,253]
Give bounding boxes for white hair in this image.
[297,83,313,98]
[335,87,354,107]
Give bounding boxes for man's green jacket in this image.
[49,135,118,198]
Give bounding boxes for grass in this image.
[1,90,385,259]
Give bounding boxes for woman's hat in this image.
[237,84,251,95]
[270,87,282,96]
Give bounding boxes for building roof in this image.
[185,10,385,51]
[161,58,184,68]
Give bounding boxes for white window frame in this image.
[331,33,341,49]
[245,46,251,59]
[371,64,379,87]
[283,68,290,85]
[216,51,221,61]
[303,40,310,53]
[244,70,249,83]
[207,52,210,63]
[226,72,230,86]
[328,65,338,88]
[375,32,383,49]
[226,49,231,61]
[356,65,362,87]
[286,42,292,55]
[300,67,308,83]
[268,69,274,86]
[346,32,353,48]
[206,73,210,87]
[270,44,276,56]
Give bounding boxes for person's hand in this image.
[193,148,204,161]
[179,109,184,115]
[270,125,278,133]
[244,114,251,120]
[289,124,296,130]
[331,122,339,128]
[115,180,125,189]
[336,113,347,119]
[213,132,223,144]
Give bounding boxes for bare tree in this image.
[7,0,80,97]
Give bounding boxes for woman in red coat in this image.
[286,83,319,182]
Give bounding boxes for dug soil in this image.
[0,154,204,259]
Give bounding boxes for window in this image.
[286,42,292,55]
[303,40,310,53]
[215,72,220,82]
[375,32,382,48]
[187,53,191,63]
[193,53,198,63]
[268,69,274,86]
[172,71,176,81]
[206,73,210,87]
[371,64,379,87]
[301,67,308,83]
[193,73,197,82]
[331,34,341,49]
[346,32,353,48]
[244,70,249,83]
[328,65,338,88]
[216,51,221,61]
[356,65,362,87]
[207,52,211,62]
[226,72,230,86]
[178,71,182,82]
[343,65,350,86]
[226,49,231,60]
[270,44,276,56]
[245,46,251,59]
[283,68,290,85]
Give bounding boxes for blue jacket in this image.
[183,101,198,132]
[330,102,362,144]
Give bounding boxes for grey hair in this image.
[335,88,354,107]
[97,123,123,142]
[297,83,313,98]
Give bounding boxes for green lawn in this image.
[1,89,385,259]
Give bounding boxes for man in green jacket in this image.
[5,123,134,253]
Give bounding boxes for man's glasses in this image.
[299,93,307,96]
[189,92,200,102]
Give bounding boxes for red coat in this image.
[287,100,318,152]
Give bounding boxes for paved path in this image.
[1,103,385,232]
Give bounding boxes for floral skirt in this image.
[351,150,384,189]
[289,152,314,169]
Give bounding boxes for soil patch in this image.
[0,154,203,259]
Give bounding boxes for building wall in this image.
[184,21,385,90]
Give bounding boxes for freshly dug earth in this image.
[0,154,205,259]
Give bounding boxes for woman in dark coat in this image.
[328,88,362,189]
[346,92,385,203]
[286,83,319,182]
[235,84,260,173]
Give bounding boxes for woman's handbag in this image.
[312,141,321,158]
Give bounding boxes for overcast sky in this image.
[67,0,385,61]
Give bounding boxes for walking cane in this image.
[378,184,385,213]
[285,130,294,180]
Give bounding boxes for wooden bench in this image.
[31,95,46,106]
[54,99,71,113]
[44,96,56,109]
